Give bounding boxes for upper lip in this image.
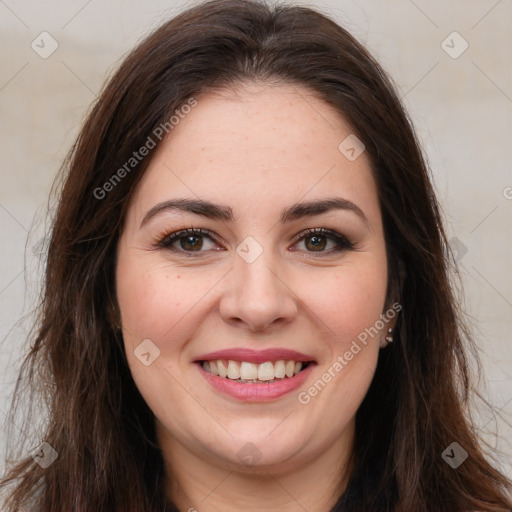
[194,348,316,364]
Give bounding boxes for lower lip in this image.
[196,363,315,402]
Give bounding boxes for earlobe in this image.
[380,256,405,349]
[379,326,394,348]
[385,326,394,344]
[379,301,402,348]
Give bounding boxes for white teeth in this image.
[240,361,258,380]
[257,362,275,381]
[217,360,228,378]
[202,359,309,382]
[209,360,219,376]
[227,360,240,379]
[274,360,286,378]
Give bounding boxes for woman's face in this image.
[116,82,391,475]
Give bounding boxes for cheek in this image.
[116,258,203,427]
[295,264,385,429]
[116,260,195,342]
[298,258,388,342]
[116,256,227,372]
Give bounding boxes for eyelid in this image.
[291,227,354,256]
[156,226,354,255]
[157,227,218,249]
[292,226,352,245]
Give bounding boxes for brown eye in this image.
[158,228,218,253]
[304,234,328,251]
[180,234,204,251]
[293,228,354,255]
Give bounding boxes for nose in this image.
[218,248,298,332]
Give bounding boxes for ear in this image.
[379,316,398,349]
[379,257,406,348]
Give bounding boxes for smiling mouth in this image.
[199,359,313,383]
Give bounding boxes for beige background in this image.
[1,0,511,478]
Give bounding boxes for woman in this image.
[1,0,511,510]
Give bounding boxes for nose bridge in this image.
[219,237,297,330]
[238,249,280,297]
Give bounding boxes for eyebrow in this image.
[140,197,369,228]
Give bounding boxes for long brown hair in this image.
[1,0,511,510]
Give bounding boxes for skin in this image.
[115,81,397,512]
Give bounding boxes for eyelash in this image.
[156,226,354,257]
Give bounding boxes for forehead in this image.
[126,82,380,226]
